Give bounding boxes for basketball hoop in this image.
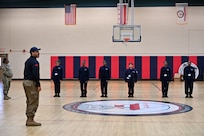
[123,38,130,46]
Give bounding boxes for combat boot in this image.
[4,95,11,100]
[26,116,41,126]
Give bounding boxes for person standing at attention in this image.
[2,58,13,100]
[23,47,41,126]
[183,61,195,98]
[125,63,138,97]
[52,60,63,97]
[99,60,110,97]
[78,60,89,97]
[160,61,172,98]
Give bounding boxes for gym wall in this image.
[0,7,204,79]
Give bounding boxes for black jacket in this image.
[24,56,40,87]
[125,68,138,82]
[183,66,195,82]
[52,65,63,81]
[99,65,110,81]
[160,66,172,81]
[78,66,89,82]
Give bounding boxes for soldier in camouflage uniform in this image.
[2,58,13,100]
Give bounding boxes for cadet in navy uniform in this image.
[99,60,110,97]
[183,61,195,98]
[160,61,172,98]
[52,60,63,97]
[78,60,89,97]
[125,63,138,97]
[23,47,41,126]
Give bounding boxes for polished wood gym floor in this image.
[0,80,204,136]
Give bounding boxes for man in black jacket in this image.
[78,60,89,97]
[183,61,195,98]
[23,47,41,126]
[160,61,172,98]
[99,60,110,97]
[125,63,138,97]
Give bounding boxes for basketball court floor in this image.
[0,80,204,136]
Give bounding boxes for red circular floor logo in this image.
[63,100,192,116]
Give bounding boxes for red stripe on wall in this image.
[80,56,89,67]
[95,56,104,79]
[111,56,119,79]
[157,56,166,79]
[65,56,73,78]
[189,56,197,65]
[142,56,150,79]
[50,56,59,78]
[126,56,135,69]
[123,5,126,24]
[173,56,182,75]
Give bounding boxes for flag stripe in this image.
[65,4,76,25]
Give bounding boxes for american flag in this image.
[65,4,76,25]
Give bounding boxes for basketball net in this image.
[123,38,130,46]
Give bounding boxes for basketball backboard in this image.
[112,25,141,42]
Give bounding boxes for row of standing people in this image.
[2,46,196,127]
[51,59,196,98]
[51,60,138,98]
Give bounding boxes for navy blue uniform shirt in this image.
[78,66,89,82]
[24,56,40,87]
[99,65,110,81]
[51,65,63,81]
[125,68,138,82]
[160,66,172,81]
[183,66,195,81]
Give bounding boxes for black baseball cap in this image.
[30,47,41,53]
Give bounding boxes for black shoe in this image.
[128,95,131,97]
[53,95,57,97]
[104,95,108,97]
[57,94,60,97]
[101,95,104,97]
[185,95,188,98]
[165,95,168,98]
[189,95,193,98]
[162,95,165,98]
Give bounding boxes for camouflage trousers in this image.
[23,80,39,117]
[2,78,11,95]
